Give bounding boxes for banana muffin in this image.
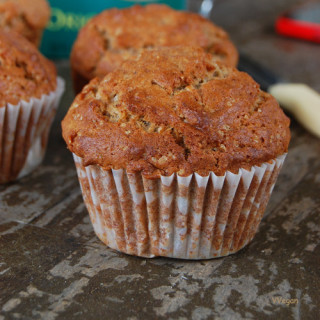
[71,4,238,93]
[62,46,290,259]
[0,0,50,47]
[0,30,64,184]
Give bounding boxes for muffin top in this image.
[0,0,50,44]
[71,4,238,82]
[62,46,290,178]
[0,30,57,107]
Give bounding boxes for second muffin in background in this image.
[62,46,290,259]
[71,4,238,93]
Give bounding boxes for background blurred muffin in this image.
[62,46,290,259]
[71,4,238,93]
[0,30,64,184]
[0,0,50,47]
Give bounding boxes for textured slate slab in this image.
[1,1,320,319]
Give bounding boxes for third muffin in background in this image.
[0,30,64,184]
[0,0,50,47]
[71,4,238,93]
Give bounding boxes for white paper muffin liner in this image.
[73,153,286,259]
[0,77,65,183]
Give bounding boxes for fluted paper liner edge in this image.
[0,77,65,183]
[73,153,286,259]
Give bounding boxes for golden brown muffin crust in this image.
[0,30,57,107]
[0,0,50,46]
[63,46,290,178]
[71,4,238,87]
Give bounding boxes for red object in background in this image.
[275,2,320,44]
[276,17,320,43]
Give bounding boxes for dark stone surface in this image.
[1,1,319,319]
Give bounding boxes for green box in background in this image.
[40,0,187,59]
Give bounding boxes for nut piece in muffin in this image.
[62,46,290,259]
[0,30,64,184]
[0,0,50,47]
[71,4,238,93]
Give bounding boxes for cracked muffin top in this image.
[62,46,290,178]
[0,30,57,107]
[0,0,50,46]
[71,4,238,92]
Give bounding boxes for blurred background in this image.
[40,0,187,58]
[210,0,320,92]
[41,0,320,92]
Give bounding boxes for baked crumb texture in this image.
[71,4,238,92]
[0,30,57,107]
[63,46,290,178]
[0,0,50,46]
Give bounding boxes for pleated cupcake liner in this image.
[0,77,65,184]
[73,153,286,259]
